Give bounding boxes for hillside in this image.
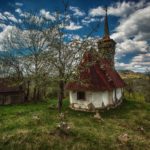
[0,98,150,150]
[118,70,145,79]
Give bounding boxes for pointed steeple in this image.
[103,6,110,39]
[98,6,116,68]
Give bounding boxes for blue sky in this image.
[0,0,150,72]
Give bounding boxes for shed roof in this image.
[0,79,23,94]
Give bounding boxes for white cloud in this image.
[89,6,105,16]
[40,9,55,21]
[15,8,22,14]
[69,34,81,40]
[15,9,29,18]
[112,5,150,42]
[0,25,15,51]
[99,1,150,72]
[69,6,85,17]
[15,2,23,7]
[65,22,82,30]
[108,1,135,17]
[71,35,80,40]
[109,1,150,59]
[63,34,81,41]
[82,16,99,25]
[115,39,149,54]
[3,11,18,23]
[115,53,150,72]
[132,53,150,63]
[0,24,7,29]
[89,1,146,17]
[0,13,7,20]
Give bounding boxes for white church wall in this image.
[69,91,75,103]
[112,90,116,102]
[69,91,91,109]
[101,91,109,106]
[91,91,109,107]
[112,88,123,102]
[116,88,122,100]
[69,88,123,111]
[108,91,113,105]
[69,90,114,109]
[91,92,101,107]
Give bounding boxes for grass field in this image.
[0,97,150,150]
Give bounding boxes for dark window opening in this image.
[77,91,85,100]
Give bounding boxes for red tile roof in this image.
[65,51,125,91]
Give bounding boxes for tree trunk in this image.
[33,86,37,101]
[58,80,64,113]
[25,80,30,102]
[37,87,40,101]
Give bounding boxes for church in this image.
[65,8,125,111]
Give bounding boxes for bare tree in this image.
[0,1,100,112]
[0,13,54,101]
[42,2,100,112]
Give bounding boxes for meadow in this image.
[0,95,150,150]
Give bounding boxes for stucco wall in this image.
[116,88,122,100]
[112,88,123,101]
[69,88,123,110]
[70,91,91,109]
[113,90,116,102]
[0,93,24,105]
[92,91,109,108]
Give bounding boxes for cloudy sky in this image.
[0,0,150,72]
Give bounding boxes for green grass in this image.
[0,98,150,150]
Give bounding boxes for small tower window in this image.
[77,91,85,100]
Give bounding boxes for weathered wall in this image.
[116,88,122,100]
[70,91,91,109]
[0,93,24,105]
[98,39,116,68]
[69,88,123,110]
[112,88,123,101]
[91,91,109,108]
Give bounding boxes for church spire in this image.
[103,6,110,39]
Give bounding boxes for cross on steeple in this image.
[103,6,110,39]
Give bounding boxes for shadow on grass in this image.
[62,98,150,120]
[101,99,149,118]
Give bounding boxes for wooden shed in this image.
[0,81,24,105]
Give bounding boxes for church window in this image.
[77,91,85,100]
